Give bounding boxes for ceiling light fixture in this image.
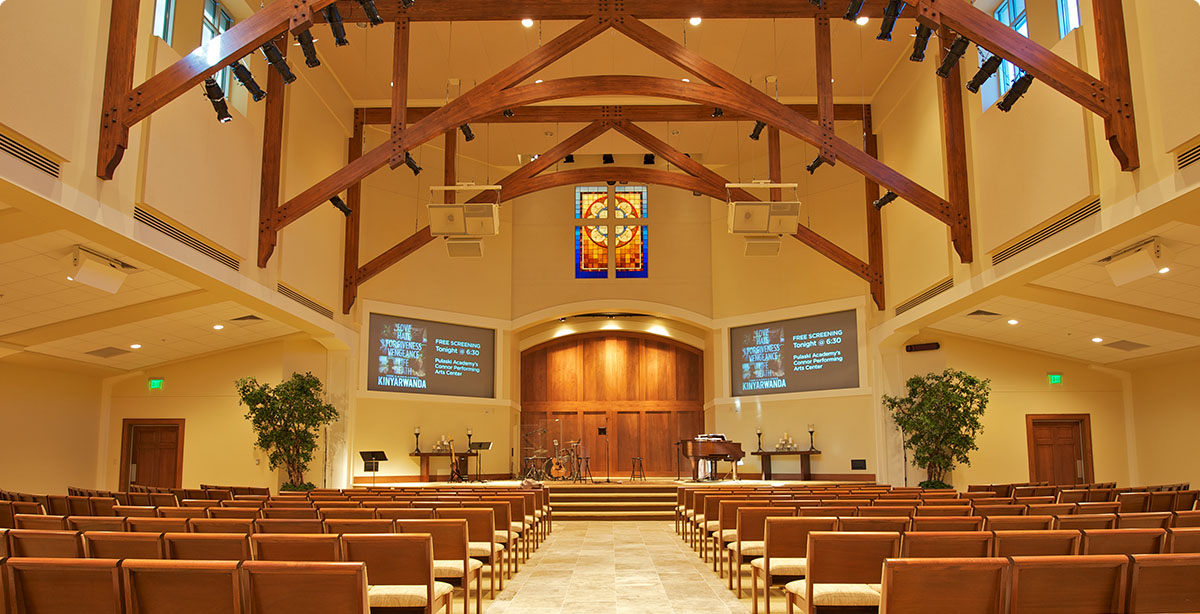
[856,16,870,26]
[910,24,933,62]
[966,54,1002,93]
[877,0,905,41]
[643,153,656,165]
[996,73,1034,111]
[806,154,828,174]
[459,123,476,142]
[404,152,422,175]
[1159,266,1171,274]
[681,78,690,83]
[602,154,615,165]
[843,0,866,21]
[711,107,724,117]
[534,79,543,84]
[329,195,353,217]
[749,121,767,141]
[260,41,296,84]
[1100,238,1171,285]
[873,191,898,210]
[689,17,702,26]
[213,324,225,330]
[230,61,266,101]
[502,109,515,117]
[521,18,534,28]
[936,35,971,79]
[1092,337,1104,343]
[1007,319,1019,325]
[130,344,142,350]
[323,5,349,46]
[295,29,321,68]
[203,77,233,123]
[356,0,384,26]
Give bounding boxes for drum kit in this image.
[521,439,587,482]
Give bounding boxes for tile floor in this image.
[484,521,753,614]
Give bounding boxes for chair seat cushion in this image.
[510,522,525,533]
[367,582,454,607]
[719,529,738,541]
[494,530,512,542]
[534,510,543,518]
[468,541,504,557]
[750,557,807,576]
[434,558,484,577]
[704,520,720,532]
[726,540,765,556]
[783,580,881,607]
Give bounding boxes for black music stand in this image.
[598,426,615,484]
[469,441,492,482]
[359,451,388,486]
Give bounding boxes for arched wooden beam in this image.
[502,168,726,202]
[278,76,952,233]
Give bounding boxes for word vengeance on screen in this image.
[730,309,860,396]
[367,313,495,398]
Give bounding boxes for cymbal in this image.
[531,449,548,455]
[566,440,581,445]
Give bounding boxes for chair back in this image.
[319,509,377,520]
[340,533,434,585]
[1055,514,1116,530]
[806,531,900,584]
[734,507,793,542]
[1026,503,1075,516]
[1076,502,1120,515]
[68,517,128,533]
[15,515,68,530]
[241,561,369,614]
[1009,555,1127,614]
[1127,553,1200,613]
[915,506,973,517]
[4,557,122,614]
[1116,512,1173,529]
[985,516,1054,531]
[839,516,910,532]
[1175,490,1199,511]
[323,519,394,535]
[397,519,470,560]
[1116,492,1150,513]
[250,534,342,561]
[252,519,324,534]
[209,507,261,519]
[165,533,251,560]
[880,558,1007,614]
[910,516,984,532]
[121,559,242,614]
[114,505,157,518]
[435,509,495,543]
[189,518,254,534]
[89,498,118,517]
[1080,528,1166,555]
[859,506,916,518]
[8,529,85,558]
[901,531,993,558]
[84,531,166,559]
[377,508,434,520]
[1167,527,1200,553]
[991,530,1079,556]
[262,508,320,520]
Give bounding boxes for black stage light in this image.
[404,152,422,175]
[602,154,615,165]
[606,180,616,186]
[356,0,384,26]
[459,123,475,142]
[203,77,233,123]
[261,41,296,84]
[563,154,575,163]
[401,0,415,8]
[711,107,724,118]
[996,73,1034,112]
[643,154,655,165]
[323,5,349,46]
[809,0,823,6]
[873,191,898,210]
[843,0,866,21]
[910,24,933,62]
[806,155,828,174]
[749,120,767,141]
[877,1,906,41]
[503,109,515,118]
[966,54,1002,93]
[296,29,321,68]
[936,35,971,79]
[329,195,353,217]
[230,61,265,101]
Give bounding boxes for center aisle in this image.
[487,521,751,614]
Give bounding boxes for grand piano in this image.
[680,435,744,482]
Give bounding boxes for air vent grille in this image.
[1179,143,1200,170]
[134,207,239,271]
[992,199,1101,266]
[232,314,263,321]
[895,277,954,316]
[85,347,130,358]
[1104,340,1150,351]
[277,284,334,319]
[968,309,1002,317]
[0,132,60,178]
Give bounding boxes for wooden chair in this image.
[728,507,795,597]
[462,501,517,576]
[181,499,221,509]
[68,517,127,532]
[784,531,900,614]
[121,559,242,614]
[148,493,178,508]
[1174,511,1200,527]
[858,506,915,518]
[7,529,85,558]
[1126,553,1200,613]
[84,531,164,558]
[0,528,8,557]
[1175,490,1199,511]
[261,508,320,520]
[249,534,341,561]
[0,500,16,529]
[1076,502,1121,515]
[801,505,855,517]
[318,508,377,520]
[323,519,394,534]
[66,496,94,516]
[910,516,985,532]
[1116,512,1173,529]
[157,506,206,519]
[973,504,1027,517]
[1166,527,1200,553]
[113,505,157,517]
[984,515,1054,531]
[208,507,261,519]
[991,530,1079,556]
[88,498,118,517]
[189,518,254,534]
[252,519,324,534]
[914,505,973,517]
[839,517,910,532]
[3,557,122,613]
[1116,492,1150,513]
[1080,528,1166,555]
[1027,503,1075,516]
[713,500,769,575]
[377,508,435,520]
[240,561,369,614]
[436,508,505,596]
[1057,489,1089,504]
[398,519,481,614]
[880,558,1008,614]
[751,516,836,614]
[165,532,252,560]
[1055,513,1117,530]
[340,533,452,614]
[901,531,993,558]
[14,514,68,530]
[1008,555,1128,614]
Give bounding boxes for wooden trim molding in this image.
[118,418,186,491]
[1025,413,1095,484]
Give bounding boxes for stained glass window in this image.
[574,185,648,279]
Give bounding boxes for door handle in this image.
[1075,460,1084,479]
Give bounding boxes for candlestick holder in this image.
[756,432,763,452]
[413,429,421,454]
[807,424,816,452]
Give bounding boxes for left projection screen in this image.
[367,313,495,398]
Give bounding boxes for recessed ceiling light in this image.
[856,16,870,26]
[521,18,534,28]
[689,17,702,26]
[534,79,543,84]
[66,276,74,281]
[213,324,225,330]
[1007,319,1019,325]
[129,344,142,349]
[681,78,690,82]
[1159,266,1171,274]
[1092,337,1104,343]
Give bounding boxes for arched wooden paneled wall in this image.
[520,331,703,477]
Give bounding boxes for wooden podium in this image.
[751,449,821,480]
[410,451,476,482]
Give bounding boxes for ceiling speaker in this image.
[743,236,781,256]
[1103,241,1168,286]
[69,247,129,293]
[428,203,499,236]
[728,201,801,235]
[445,237,484,258]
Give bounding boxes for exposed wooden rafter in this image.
[360,104,873,125]
[390,18,411,169]
[256,34,288,268]
[342,111,365,313]
[937,25,973,264]
[315,0,901,22]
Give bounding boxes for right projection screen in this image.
[730,309,860,396]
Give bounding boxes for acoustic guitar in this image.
[550,455,568,478]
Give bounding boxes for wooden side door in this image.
[1026,414,1094,485]
[120,419,185,490]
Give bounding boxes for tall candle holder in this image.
[413,426,422,453]
[807,424,816,451]
[466,427,473,449]
[756,426,763,452]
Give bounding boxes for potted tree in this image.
[236,372,339,491]
[882,368,990,489]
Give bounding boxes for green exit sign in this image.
[1047,373,1063,385]
[148,378,165,390]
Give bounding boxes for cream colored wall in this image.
[899,334,1130,488]
[1127,352,1200,486]
[103,336,330,491]
[0,363,102,493]
[353,398,514,480]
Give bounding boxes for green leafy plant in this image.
[882,368,990,489]
[236,372,338,490]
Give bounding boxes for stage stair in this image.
[548,482,677,521]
